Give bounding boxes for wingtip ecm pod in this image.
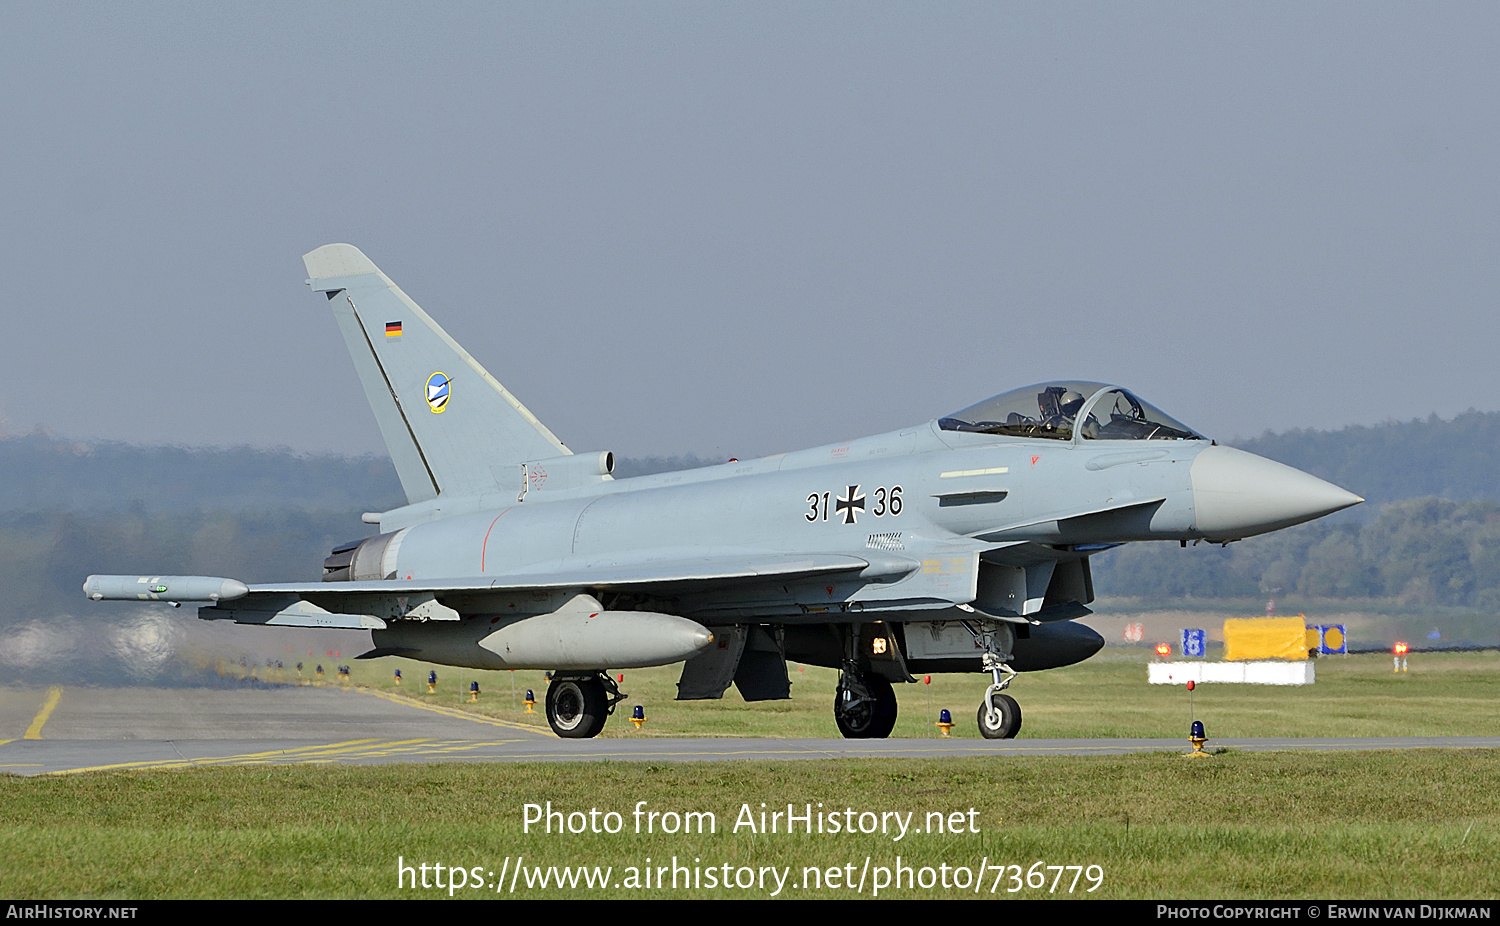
[83,575,249,602]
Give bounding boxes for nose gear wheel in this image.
[978,690,1022,739]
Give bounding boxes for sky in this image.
[2,4,1497,461]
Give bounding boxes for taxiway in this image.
[1,685,1495,776]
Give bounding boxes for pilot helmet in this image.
[1059,390,1085,418]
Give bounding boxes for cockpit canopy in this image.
[939,381,1205,442]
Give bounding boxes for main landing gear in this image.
[820,619,1030,740]
[544,671,625,738]
[833,623,901,739]
[834,672,898,739]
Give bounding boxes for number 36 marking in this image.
[805,485,902,522]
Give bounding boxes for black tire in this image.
[546,677,609,738]
[869,677,899,738]
[977,692,1022,739]
[835,675,898,739]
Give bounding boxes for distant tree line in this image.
[5,407,1500,624]
[0,433,405,513]
[0,507,367,619]
[0,446,719,628]
[1234,409,1500,511]
[1093,496,1500,610]
[0,432,712,514]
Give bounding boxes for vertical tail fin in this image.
[303,244,569,504]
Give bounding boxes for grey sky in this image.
[2,4,1496,461]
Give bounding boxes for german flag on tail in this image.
[385,321,403,338]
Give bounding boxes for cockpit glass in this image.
[939,382,1204,442]
[939,382,1108,441]
[1079,389,1203,441]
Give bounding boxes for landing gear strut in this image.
[545,671,625,738]
[969,622,1023,739]
[833,623,899,739]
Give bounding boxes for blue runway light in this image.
[1187,719,1210,758]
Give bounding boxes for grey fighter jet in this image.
[85,245,1362,739]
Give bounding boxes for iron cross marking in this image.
[835,485,866,525]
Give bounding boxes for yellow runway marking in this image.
[437,742,1173,761]
[24,687,62,740]
[48,738,535,775]
[51,737,387,775]
[357,687,550,735]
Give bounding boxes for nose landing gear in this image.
[970,622,1023,739]
[977,654,1022,739]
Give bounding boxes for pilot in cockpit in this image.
[939,382,1203,442]
[1036,386,1087,434]
[1058,390,1085,421]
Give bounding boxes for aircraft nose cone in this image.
[1191,445,1362,539]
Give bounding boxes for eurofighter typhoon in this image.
[85,245,1363,738]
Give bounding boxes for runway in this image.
[2,685,1496,776]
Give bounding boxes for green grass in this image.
[2,751,1497,898]
[6,648,1494,899]
[271,648,1500,740]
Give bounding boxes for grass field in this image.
[0,647,1488,899]
[1,751,1496,899]
[266,647,1500,741]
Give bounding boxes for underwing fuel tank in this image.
[371,600,715,671]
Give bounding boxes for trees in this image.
[1093,496,1500,609]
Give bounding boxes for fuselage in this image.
[382,420,1184,580]
[375,420,1351,586]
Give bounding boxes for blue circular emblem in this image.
[425,371,450,413]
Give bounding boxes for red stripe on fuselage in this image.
[480,508,513,573]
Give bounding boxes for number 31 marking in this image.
[805,486,901,522]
